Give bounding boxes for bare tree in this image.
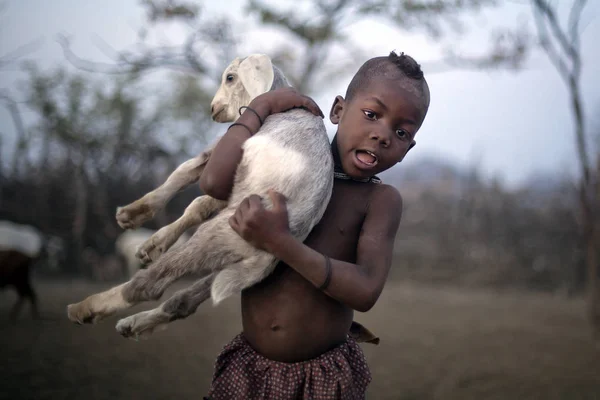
[0,0,44,178]
[531,0,599,337]
[248,0,529,93]
[57,0,237,82]
[56,0,529,95]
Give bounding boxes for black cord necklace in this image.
[333,165,382,184]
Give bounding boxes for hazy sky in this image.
[1,0,599,187]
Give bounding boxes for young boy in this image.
[200,51,430,399]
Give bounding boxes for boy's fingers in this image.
[228,215,239,232]
[302,97,324,118]
[268,190,287,211]
[247,194,262,210]
[239,197,250,212]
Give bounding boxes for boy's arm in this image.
[199,109,263,200]
[229,185,402,312]
[200,89,324,200]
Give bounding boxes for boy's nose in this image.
[370,131,391,148]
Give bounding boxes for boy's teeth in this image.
[357,150,377,165]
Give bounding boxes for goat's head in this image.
[210,54,289,123]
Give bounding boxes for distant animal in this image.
[0,221,45,320]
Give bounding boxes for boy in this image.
[200,51,430,399]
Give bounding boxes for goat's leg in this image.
[115,273,215,339]
[136,196,227,265]
[66,222,244,324]
[66,254,206,325]
[115,253,276,339]
[66,251,197,324]
[116,147,214,230]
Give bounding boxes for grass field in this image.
[1,279,599,400]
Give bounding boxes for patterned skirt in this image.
[205,333,371,400]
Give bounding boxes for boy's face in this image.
[330,77,427,179]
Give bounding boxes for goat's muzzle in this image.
[211,104,226,122]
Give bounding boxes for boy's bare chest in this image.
[303,182,375,263]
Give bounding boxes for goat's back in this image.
[230,109,333,240]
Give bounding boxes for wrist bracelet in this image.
[319,254,332,291]
[239,106,264,125]
[228,122,254,136]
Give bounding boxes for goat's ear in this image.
[238,54,275,99]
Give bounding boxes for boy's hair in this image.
[345,51,430,110]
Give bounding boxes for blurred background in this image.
[1,0,599,399]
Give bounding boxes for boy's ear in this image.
[399,140,417,163]
[329,95,345,125]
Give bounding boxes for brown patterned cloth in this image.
[205,333,371,400]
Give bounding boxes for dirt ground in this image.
[1,279,599,400]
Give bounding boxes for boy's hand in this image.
[249,88,324,121]
[229,190,290,253]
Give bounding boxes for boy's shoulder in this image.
[369,182,403,213]
[331,179,403,220]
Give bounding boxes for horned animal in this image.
[66,54,335,338]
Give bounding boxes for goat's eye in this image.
[226,74,234,82]
[363,110,376,120]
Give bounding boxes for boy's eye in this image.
[363,110,377,120]
[396,129,409,139]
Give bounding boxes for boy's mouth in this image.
[354,150,379,168]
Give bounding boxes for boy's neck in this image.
[331,134,382,184]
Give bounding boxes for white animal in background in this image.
[115,228,190,278]
[0,221,59,320]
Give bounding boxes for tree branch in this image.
[532,0,579,62]
[568,0,587,48]
[532,2,571,82]
[0,91,28,176]
[57,32,208,76]
[0,37,45,69]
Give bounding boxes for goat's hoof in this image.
[67,302,95,324]
[136,234,169,265]
[116,312,168,340]
[67,300,107,325]
[135,243,154,265]
[115,318,136,338]
[116,202,154,230]
[135,240,161,265]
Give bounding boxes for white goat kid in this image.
[66,54,334,339]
